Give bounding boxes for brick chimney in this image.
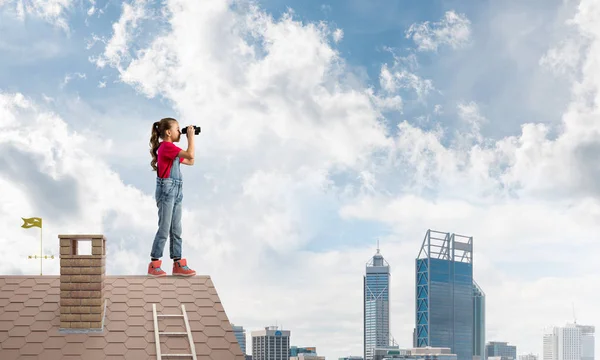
[59,234,106,331]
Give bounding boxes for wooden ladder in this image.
[152,303,197,360]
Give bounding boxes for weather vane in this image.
[22,217,55,275]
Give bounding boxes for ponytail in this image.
[150,117,177,172]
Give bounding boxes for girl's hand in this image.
[186,126,194,139]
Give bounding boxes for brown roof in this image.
[0,275,245,360]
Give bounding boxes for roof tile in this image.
[82,336,107,349]
[41,336,67,349]
[8,325,31,337]
[2,335,27,349]
[105,330,127,343]
[0,349,21,360]
[14,316,35,327]
[124,335,148,349]
[20,342,45,355]
[25,331,49,343]
[104,342,127,355]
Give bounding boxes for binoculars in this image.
[182,125,201,135]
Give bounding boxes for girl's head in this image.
[150,117,180,171]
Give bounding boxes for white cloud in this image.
[406,10,472,52]
[0,0,75,31]
[333,28,343,43]
[92,0,150,70]
[60,72,86,88]
[379,64,434,100]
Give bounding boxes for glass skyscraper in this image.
[415,230,474,360]
[231,324,247,355]
[364,245,390,360]
[473,282,485,360]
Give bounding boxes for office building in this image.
[415,230,474,360]
[544,324,595,360]
[578,325,595,360]
[473,283,486,360]
[232,324,247,355]
[486,342,517,360]
[251,326,290,360]
[291,346,318,356]
[365,244,391,360]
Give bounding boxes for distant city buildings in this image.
[290,354,325,360]
[415,230,475,360]
[519,353,538,360]
[251,326,290,360]
[231,324,247,355]
[375,346,458,360]
[543,323,595,360]
[364,245,391,360]
[486,341,517,360]
[288,345,324,359]
[290,346,318,357]
[339,357,364,360]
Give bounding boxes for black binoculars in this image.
[182,125,201,135]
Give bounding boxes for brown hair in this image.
[150,117,177,172]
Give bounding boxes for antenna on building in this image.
[572,303,577,324]
[376,238,380,254]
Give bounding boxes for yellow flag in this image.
[21,217,42,229]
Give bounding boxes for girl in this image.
[148,117,197,277]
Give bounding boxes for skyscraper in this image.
[415,230,474,360]
[252,326,290,360]
[578,325,595,360]
[473,282,486,360]
[232,324,247,355]
[364,244,390,360]
[543,324,594,360]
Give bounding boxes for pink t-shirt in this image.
[157,141,184,178]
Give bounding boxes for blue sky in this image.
[1,0,599,359]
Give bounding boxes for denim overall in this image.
[151,155,183,259]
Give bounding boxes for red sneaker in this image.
[172,259,196,276]
[148,260,167,277]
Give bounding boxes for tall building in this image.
[232,324,247,355]
[578,325,595,360]
[543,324,594,360]
[364,245,391,360]
[473,282,486,360]
[251,326,290,360]
[486,342,517,360]
[544,332,556,360]
[415,230,474,360]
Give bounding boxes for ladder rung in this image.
[158,314,184,317]
[162,354,193,357]
[159,332,188,335]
